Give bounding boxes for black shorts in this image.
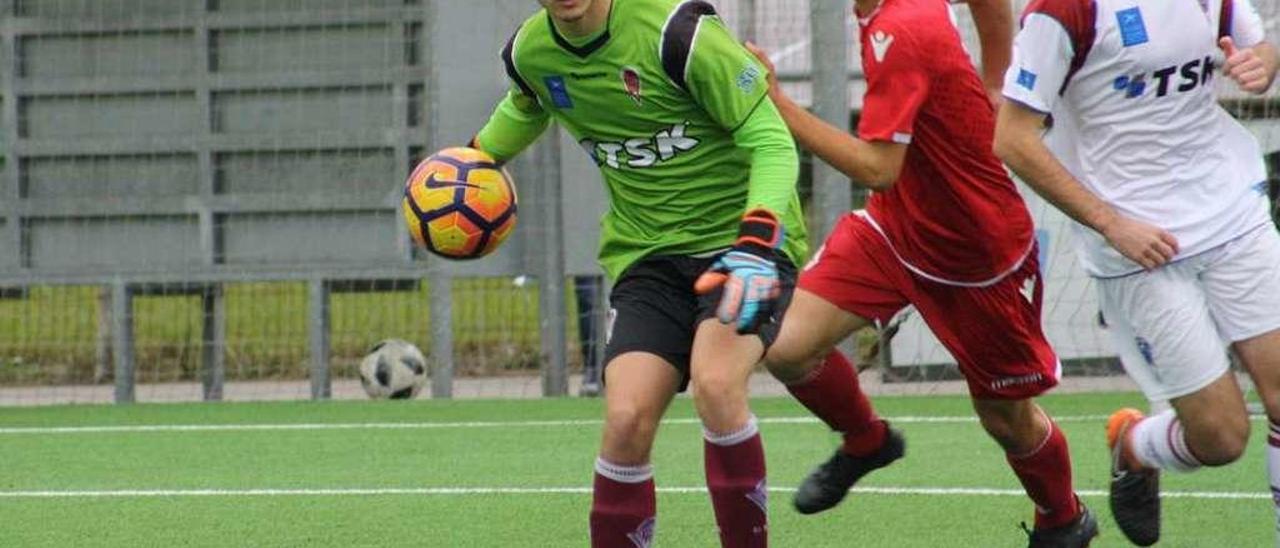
[602,253,798,392]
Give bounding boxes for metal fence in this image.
[0,0,1276,405]
[0,0,621,405]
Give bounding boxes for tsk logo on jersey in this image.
[544,76,573,109]
[1112,56,1215,99]
[621,67,643,106]
[870,31,894,63]
[579,122,701,169]
[1116,7,1149,47]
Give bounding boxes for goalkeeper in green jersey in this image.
[471,1,885,545]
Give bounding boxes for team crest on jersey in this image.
[621,67,643,106]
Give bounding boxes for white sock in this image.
[1129,409,1202,472]
[1267,422,1280,542]
[595,457,654,484]
[703,415,760,447]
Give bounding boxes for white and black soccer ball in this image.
[359,339,428,400]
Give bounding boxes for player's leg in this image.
[1202,225,1280,541]
[1102,364,1246,548]
[1237,329,1280,434]
[911,250,1093,544]
[590,257,698,548]
[1236,329,1280,542]
[763,214,908,515]
[765,238,890,463]
[767,288,886,459]
[689,318,770,548]
[1096,255,1252,546]
[592,352,680,548]
[970,397,1089,537]
[768,288,904,513]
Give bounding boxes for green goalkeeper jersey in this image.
[475,0,807,280]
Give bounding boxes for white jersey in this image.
[1003,0,1272,278]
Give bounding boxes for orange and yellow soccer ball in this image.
[402,147,518,259]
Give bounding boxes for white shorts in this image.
[1098,224,1280,402]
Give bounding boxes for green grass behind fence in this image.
[0,280,552,385]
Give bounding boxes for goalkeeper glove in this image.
[694,209,784,334]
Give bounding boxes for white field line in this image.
[0,485,1267,500]
[0,415,1117,435]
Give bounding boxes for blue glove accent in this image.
[708,249,782,334]
[695,209,784,334]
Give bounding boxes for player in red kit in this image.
[740,0,1096,544]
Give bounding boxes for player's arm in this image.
[682,11,797,333]
[960,0,1015,105]
[731,99,800,216]
[993,10,1178,270]
[995,106,1176,270]
[1218,0,1278,94]
[471,30,551,163]
[683,15,799,216]
[693,99,798,333]
[743,45,908,190]
[472,90,550,163]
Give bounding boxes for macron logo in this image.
[870,31,894,63]
[1020,274,1037,305]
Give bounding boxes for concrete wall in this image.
[0,0,610,285]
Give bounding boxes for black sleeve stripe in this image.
[660,0,717,93]
[501,27,538,100]
[726,92,769,133]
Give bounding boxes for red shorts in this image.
[799,214,1060,400]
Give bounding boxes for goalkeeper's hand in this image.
[694,209,783,334]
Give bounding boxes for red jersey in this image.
[858,0,1034,285]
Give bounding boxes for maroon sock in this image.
[590,458,656,548]
[1006,418,1080,529]
[785,350,886,456]
[704,417,768,548]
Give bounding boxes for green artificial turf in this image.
[0,393,1271,546]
